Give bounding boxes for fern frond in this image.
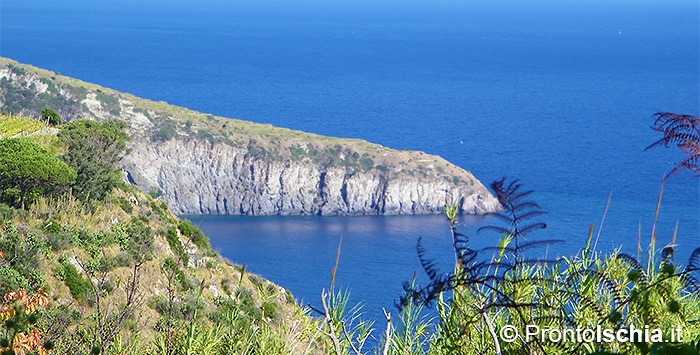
[688,248,700,270]
[416,238,441,282]
[516,222,548,237]
[646,112,700,179]
[616,253,649,285]
[661,246,674,265]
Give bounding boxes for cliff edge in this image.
[0,57,500,215]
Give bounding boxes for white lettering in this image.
[649,329,663,343]
[525,325,539,341]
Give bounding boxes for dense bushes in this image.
[166,227,189,266]
[58,119,129,202]
[178,220,212,253]
[386,180,700,355]
[56,261,91,301]
[40,107,62,125]
[111,218,155,261]
[0,221,46,291]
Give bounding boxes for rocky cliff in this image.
[125,137,498,215]
[0,57,500,215]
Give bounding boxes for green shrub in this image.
[196,130,214,143]
[359,157,374,171]
[58,120,129,202]
[138,213,149,223]
[166,227,189,267]
[110,252,133,268]
[148,188,164,199]
[177,221,196,237]
[116,196,133,213]
[154,126,176,141]
[178,221,212,252]
[153,296,175,318]
[150,201,169,221]
[261,302,278,319]
[40,107,61,125]
[240,297,262,322]
[221,278,232,296]
[289,146,306,160]
[235,287,253,300]
[284,290,295,304]
[0,266,33,291]
[99,280,114,294]
[46,231,75,251]
[161,256,196,291]
[95,91,118,107]
[374,164,388,172]
[60,262,91,301]
[0,203,15,222]
[123,218,154,260]
[0,221,45,291]
[42,219,62,234]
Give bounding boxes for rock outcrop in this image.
[123,137,498,215]
[0,57,500,215]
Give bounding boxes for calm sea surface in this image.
[2,0,699,321]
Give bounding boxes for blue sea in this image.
[2,0,699,322]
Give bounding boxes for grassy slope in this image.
[4,193,304,338]
[0,122,316,353]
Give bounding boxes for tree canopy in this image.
[0,138,76,209]
[40,107,61,125]
[58,119,130,201]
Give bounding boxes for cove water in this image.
[2,0,699,321]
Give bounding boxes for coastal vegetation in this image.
[1,109,698,354]
[0,137,76,210]
[0,114,315,354]
[389,113,700,355]
[1,58,699,353]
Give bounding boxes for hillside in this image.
[0,115,321,353]
[2,190,311,352]
[0,57,500,216]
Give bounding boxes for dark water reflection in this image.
[184,214,489,320]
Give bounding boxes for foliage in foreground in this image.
[397,192,700,355]
[309,178,700,355]
[1,106,699,355]
[389,112,700,355]
[0,113,315,355]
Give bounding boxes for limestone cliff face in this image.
[123,137,499,215]
[1,57,501,216]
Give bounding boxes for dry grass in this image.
[30,194,130,231]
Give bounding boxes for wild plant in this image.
[307,235,392,355]
[399,178,568,354]
[389,277,432,355]
[644,112,699,179]
[399,172,700,354]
